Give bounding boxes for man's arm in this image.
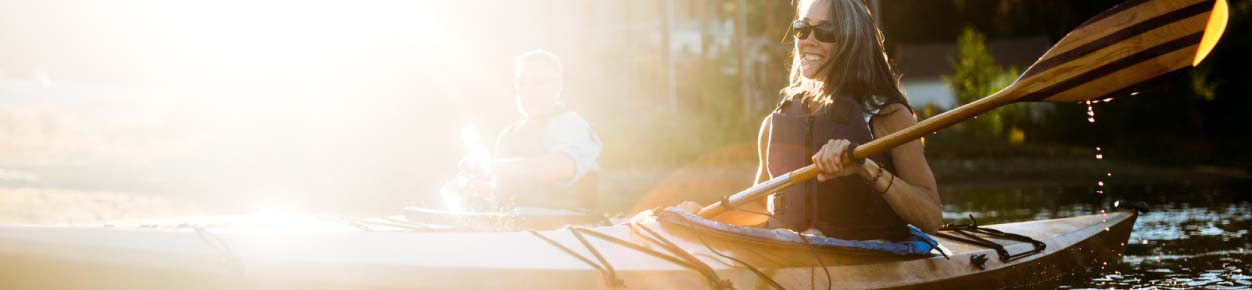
[493,153,577,182]
[494,113,601,184]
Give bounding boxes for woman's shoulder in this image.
[871,103,916,132]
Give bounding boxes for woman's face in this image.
[796,0,836,80]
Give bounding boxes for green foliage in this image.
[942,26,1027,143]
[1190,65,1221,101]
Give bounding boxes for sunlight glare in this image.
[240,205,316,233]
[440,182,466,214]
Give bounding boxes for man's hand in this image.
[675,201,703,214]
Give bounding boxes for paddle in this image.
[698,0,1230,218]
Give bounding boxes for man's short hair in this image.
[514,49,563,80]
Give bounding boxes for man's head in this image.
[514,50,564,117]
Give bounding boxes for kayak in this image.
[400,206,608,230]
[0,207,1137,290]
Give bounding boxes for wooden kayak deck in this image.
[0,210,1136,290]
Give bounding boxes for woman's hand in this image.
[812,139,865,182]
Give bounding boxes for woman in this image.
[716,0,941,241]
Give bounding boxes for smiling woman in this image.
[706,0,942,241]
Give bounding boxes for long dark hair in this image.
[781,0,910,115]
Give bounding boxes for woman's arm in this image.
[709,115,773,226]
[864,103,942,233]
[810,103,942,233]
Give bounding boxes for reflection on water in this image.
[942,183,1251,289]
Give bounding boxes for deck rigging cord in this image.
[795,234,833,290]
[528,205,862,290]
[528,230,625,288]
[674,217,790,290]
[530,218,793,289]
[182,224,244,273]
[933,214,1046,263]
[716,200,831,290]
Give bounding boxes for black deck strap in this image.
[673,217,789,290]
[966,226,1047,261]
[935,215,1047,263]
[568,229,626,288]
[935,227,1012,261]
[630,223,734,289]
[575,226,700,270]
[528,230,624,288]
[574,225,730,289]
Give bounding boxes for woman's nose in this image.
[797,34,818,49]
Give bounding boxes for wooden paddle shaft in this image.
[697,89,1016,218]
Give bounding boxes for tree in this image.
[943,26,1025,143]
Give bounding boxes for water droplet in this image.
[1096,153,1104,159]
[1103,97,1114,102]
[1098,181,1105,187]
[1086,101,1097,123]
[1106,172,1112,177]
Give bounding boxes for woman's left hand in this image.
[812,139,863,182]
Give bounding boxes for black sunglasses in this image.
[791,20,837,42]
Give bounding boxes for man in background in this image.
[491,50,601,210]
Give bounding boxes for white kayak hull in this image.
[0,210,1137,290]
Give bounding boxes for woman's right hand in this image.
[812,139,864,182]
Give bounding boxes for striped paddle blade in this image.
[1012,0,1230,103]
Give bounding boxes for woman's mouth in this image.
[801,53,824,67]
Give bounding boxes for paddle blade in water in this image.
[1002,0,1230,103]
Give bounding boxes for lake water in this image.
[943,182,1252,289]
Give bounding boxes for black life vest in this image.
[494,110,598,210]
[764,96,910,241]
